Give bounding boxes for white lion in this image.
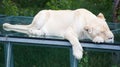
[3,8,114,60]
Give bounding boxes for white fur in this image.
[3,8,114,60]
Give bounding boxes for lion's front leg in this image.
[64,28,83,60]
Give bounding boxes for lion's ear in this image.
[97,13,105,20]
[84,25,93,33]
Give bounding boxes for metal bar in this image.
[4,42,13,67]
[81,43,120,51]
[0,36,120,51]
[10,49,14,67]
[0,37,70,47]
[70,48,78,67]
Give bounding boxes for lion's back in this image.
[32,9,94,37]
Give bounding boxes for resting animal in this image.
[3,8,114,60]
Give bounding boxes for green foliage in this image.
[84,0,113,22]
[46,0,72,10]
[2,0,19,16]
[46,0,113,21]
[18,8,35,16]
[88,52,112,67]
[0,0,113,21]
[112,65,118,67]
[1,0,42,16]
[79,52,89,67]
[12,0,48,9]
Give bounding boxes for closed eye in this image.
[101,31,106,34]
[108,37,113,39]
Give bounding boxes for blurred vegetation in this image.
[0,0,113,21]
[2,0,19,16]
[0,0,119,67]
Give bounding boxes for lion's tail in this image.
[3,23,32,34]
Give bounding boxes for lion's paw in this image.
[72,45,83,60]
[93,36,104,43]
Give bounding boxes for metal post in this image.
[70,47,78,67]
[4,42,14,67]
[112,52,120,66]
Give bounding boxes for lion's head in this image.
[85,13,114,43]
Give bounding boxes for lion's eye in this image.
[101,31,106,35]
[101,31,104,33]
[97,31,104,35]
[100,30,105,33]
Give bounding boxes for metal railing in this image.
[0,35,120,67]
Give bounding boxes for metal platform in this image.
[0,35,120,67]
